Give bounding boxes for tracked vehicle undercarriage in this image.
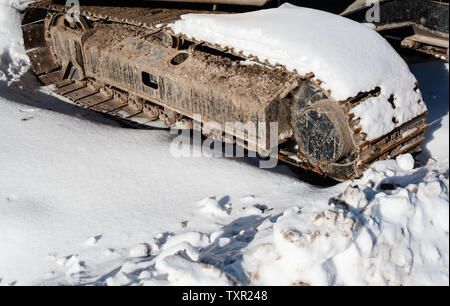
[21,1,428,181]
[341,0,449,61]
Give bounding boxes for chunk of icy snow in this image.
[196,197,229,218]
[155,255,234,286]
[84,236,100,247]
[129,244,150,258]
[105,272,130,286]
[163,231,210,249]
[65,255,85,276]
[169,3,426,140]
[120,262,138,274]
[157,242,200,263]
[396,154,415,171]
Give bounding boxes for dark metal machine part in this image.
[340,0,449,61]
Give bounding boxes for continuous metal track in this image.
[401,32,449,61]
[21,1,428,181]
[342,0,449,62]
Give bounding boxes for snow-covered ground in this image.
[0,0,448,286]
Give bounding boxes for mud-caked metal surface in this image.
[293,100,354,164]
[21,1,428,181]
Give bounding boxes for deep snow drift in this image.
[169,3,427,141]
[0,0,448,286]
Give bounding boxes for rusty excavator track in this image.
[21,0,428,181]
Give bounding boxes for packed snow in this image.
[169,3,427,141]
[0,0,448,286]
[0,0,30,83]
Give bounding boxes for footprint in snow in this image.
[6,194,19,201]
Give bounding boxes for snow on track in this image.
[169,3,427,141]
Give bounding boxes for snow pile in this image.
[100,156,448,286]
[338,158,449,285]
[129,244,151,258]
[100,156,449,286]
[196,197,231,219]
[243,156,448,285]
[244,205,360,285]
[154,255,235,286]
[105,229,237,286]
[396,153,415,171]
[170,3,426,141]
[0,0,31,83]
